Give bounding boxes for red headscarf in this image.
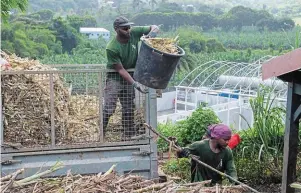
[228,134,241,149]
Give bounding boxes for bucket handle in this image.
[152,49,163,60]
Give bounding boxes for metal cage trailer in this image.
[1,65,158,180]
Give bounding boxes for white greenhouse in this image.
[157,56,288,130]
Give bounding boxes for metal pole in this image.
[98,72,104,143]
[50,73,55,146]
[195,90,197,109]
[146,89,158,179]
[0,76,3,146]
[185,88,188,111]
[175,87,178,113]
[227,95,230,126]
[239,86,242,131]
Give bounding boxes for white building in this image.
[79,27,110,41]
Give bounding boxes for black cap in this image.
[113,16,134,28]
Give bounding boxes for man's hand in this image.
[147,25,160,38]
[132,81,148,94]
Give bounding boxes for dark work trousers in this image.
[103,78,135,138]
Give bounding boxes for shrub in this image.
[162,158,191,183]
[157,122,177,152]
[176,107,220,146]
[235,157,282,185]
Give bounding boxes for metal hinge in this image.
[132,151,153,156]
[1,157,22,165]
[156,89,162,98]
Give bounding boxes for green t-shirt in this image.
[185,139,237,184]
[106,26,150,70]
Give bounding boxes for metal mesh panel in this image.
[102,70,147,142]
[55,71,101,145]
[1,67,148,149]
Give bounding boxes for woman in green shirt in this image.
[177,124,238,185]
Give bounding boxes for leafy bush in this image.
[157,107,220,151]
[175,107,220,146]
[162,158,191,183]
[157,122,177,152]
[235,157,282,185]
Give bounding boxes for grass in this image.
[294,17,301,26]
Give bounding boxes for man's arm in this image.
[177,142,200,158]
[225,150,238,181]
[131,25,160,38]
[106,49,134,84]
[113,63,135,84]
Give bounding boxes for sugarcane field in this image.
[1,0,301,193]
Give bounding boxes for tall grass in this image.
[239,86,285,176]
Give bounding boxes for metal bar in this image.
[85,72,88,94]
[1,68,136,75]
[48,64,106,67]
[194,90,197,109]
[1,140,149,154]
[185,88,188,111]
[175,86,287,102]
[293,104,301,122]
[147,89,158,179]
[282,82,300,193]
[2,145,148,157]
[176,101,197,107]
[227,95,230,125]
[0,77,3,146]
[239,87,242,131]
[98,72,104,143]
[50,73,55,147]
[1,69,106,75]
[174,87,178,113]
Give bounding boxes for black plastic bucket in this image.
[134,38,185,89]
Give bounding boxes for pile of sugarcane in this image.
[144,37,180,55]
[1,51,146,147]
[1,163,247,193]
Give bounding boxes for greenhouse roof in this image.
[177,55,288,98]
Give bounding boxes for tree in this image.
[155,3,183,13]
[148,0,157,11]
[132,0,143,11]
[1,0,29,22]
[51,17,82,53]
[35,9,54,20]
[67,15,97,32]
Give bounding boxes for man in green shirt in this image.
[177,124,238,185]
[103,16,159,140]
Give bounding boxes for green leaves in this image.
[234,85,285,184]
[162,158,191,183]
[176,107,220,146]
[1,0,29,22]
[157,107,220,151]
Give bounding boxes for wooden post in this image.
[281,81,301,193]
